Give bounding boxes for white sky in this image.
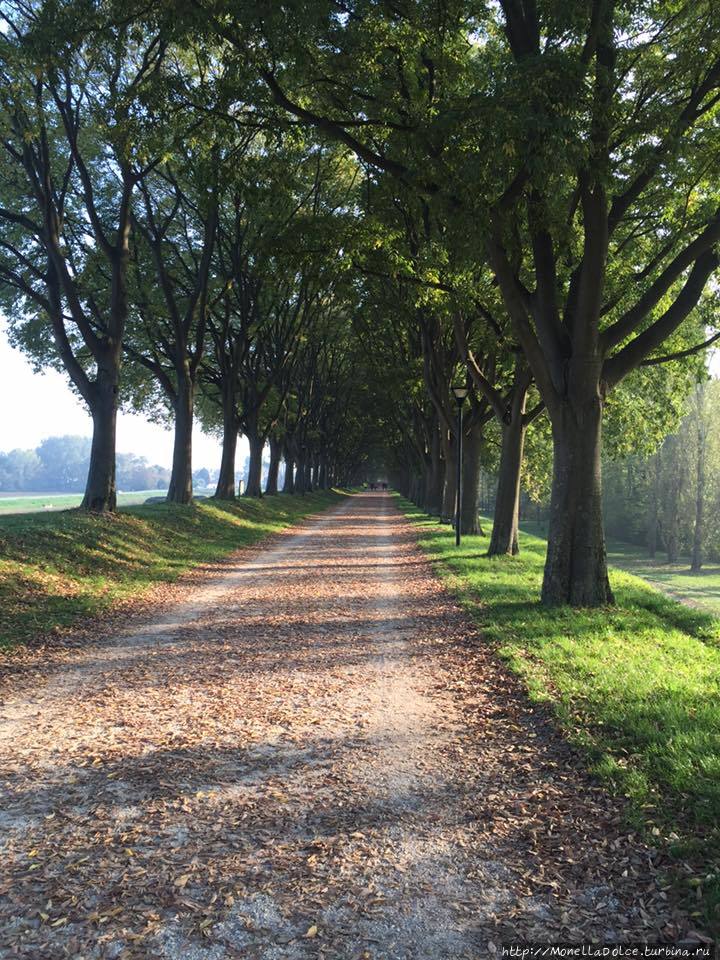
[0,324,236,471]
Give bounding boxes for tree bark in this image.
[266,437,282,495]
[542,396,614,606]
[488,416,526,556]
[215,395,239,500]
[167,372,194,504]
[441,434,456,522]
[244,434,264,498]
[425,427,444,515]
[282,450,295,493]
[81,363,119,512]
[460,420,484,535]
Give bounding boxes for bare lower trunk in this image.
[542,399,613,607]
[167,375,194,504]
[426,428,444,515]
[82,367,119,513]
[295,454,307,495]
[460,421,484,535]
[244,435,264,498]
[266,437,282,495]
[282,451,295,493]
[489,416,526,556]
[215,384,239,499]
[441,435,456,522]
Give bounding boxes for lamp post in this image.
[451,385,469,546]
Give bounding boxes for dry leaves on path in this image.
[0,493,691,959]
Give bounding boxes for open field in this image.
[0,490,343,650]
[405,500,720,930]
[0,490,165,515]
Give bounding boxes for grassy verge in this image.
[0,490,344,651]
[401,498,720,929]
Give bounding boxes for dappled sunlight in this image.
[0,492,681,956]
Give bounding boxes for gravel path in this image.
[0,492,687,958]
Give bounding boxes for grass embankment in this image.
[402,499,720,928]
[0,490,344,651]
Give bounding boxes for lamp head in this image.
[451,384,469,404]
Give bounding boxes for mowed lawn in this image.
[0,490,162,515]
[0,490,344,650]
[402,500,720,928]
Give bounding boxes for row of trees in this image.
[0,436,172,493]
[1,0,719,607]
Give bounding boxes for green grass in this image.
[0,490,166,515]
[401,499,720,929]
[0,490,344,651]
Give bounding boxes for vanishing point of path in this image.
[0,493,687,959]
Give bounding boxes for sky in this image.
[0,323,238,471]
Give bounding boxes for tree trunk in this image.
[489,416,526,556]
[691,418,706,573]
[244,434,264,498]
[167,374,194,504]
[426,428,444,515]
[295,454,307,494]
[81,365,119,513]
[542,398,614,607]
[318,457,328,490]
[266,437,282,495]
[460,420,484,535]
[282,450,295,493]
[215,399,240,500]
[441,434,456,522]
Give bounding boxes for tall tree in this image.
[0,3,166,510]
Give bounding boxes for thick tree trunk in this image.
[282,454,295,493]
[441,436,457,522]
[460,421,484,535]
[318,457,328,490]
[542,398,614,607]
[295,454,307,494]
[425,428,444,515]
[167,374,194,504]
[266,437,282,495]
[81,366,119,513]
[215,425,238,499]
[244,434,264,498]
[489,416,526,556]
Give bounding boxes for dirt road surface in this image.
[0,493,686,959]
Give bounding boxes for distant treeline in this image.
[0,436,171,493]
[604,382,720,570]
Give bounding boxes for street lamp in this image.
[451,384,469,547]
